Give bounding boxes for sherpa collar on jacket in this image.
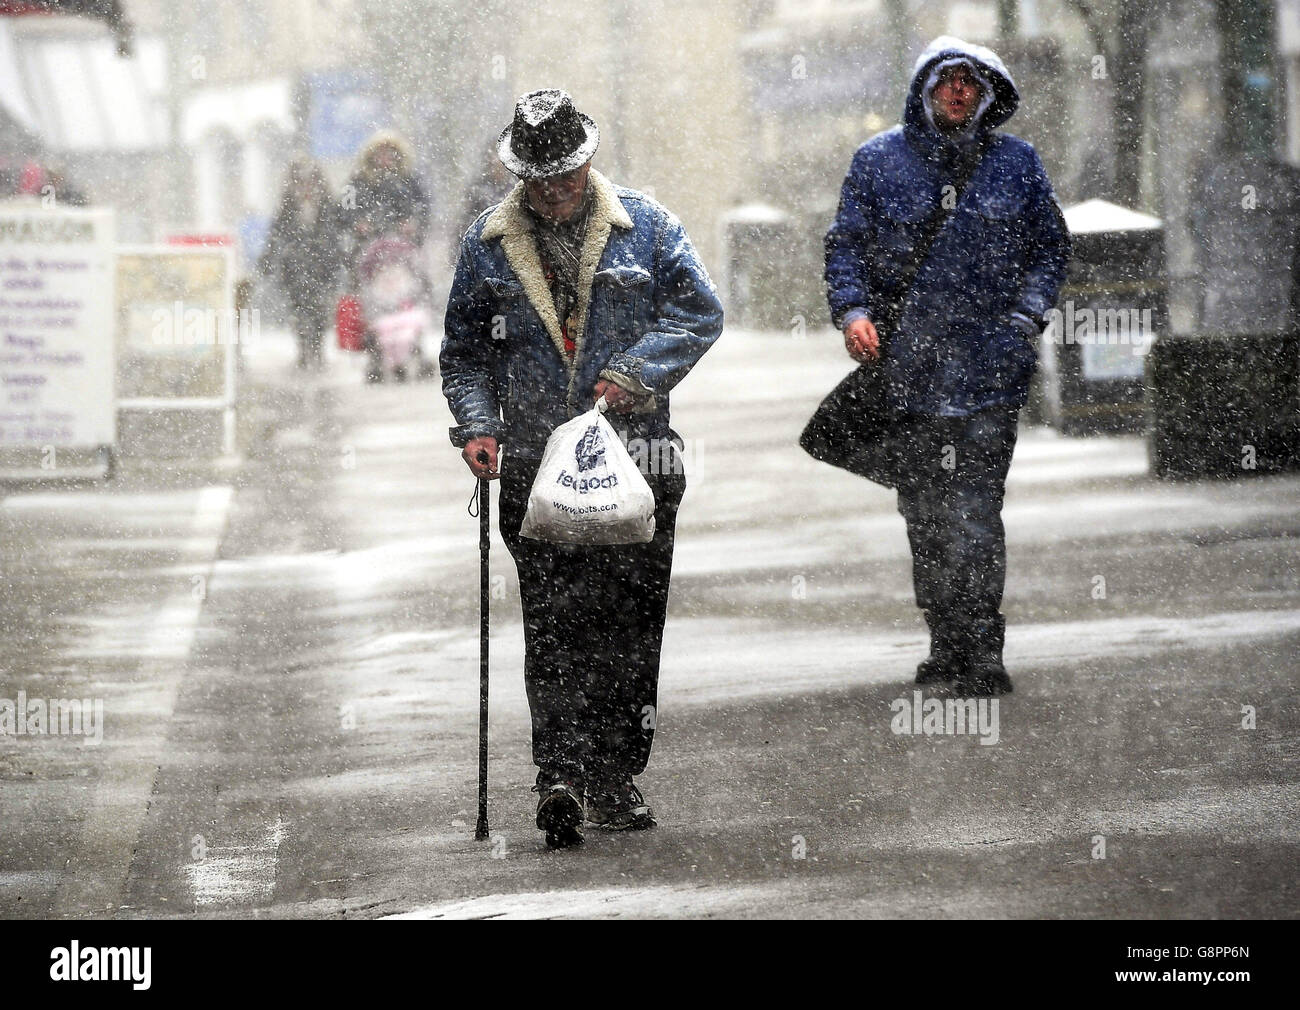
[480,169,633,388]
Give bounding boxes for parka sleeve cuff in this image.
[835,307,871,331]
[599,367,653,397]
[1015,297,1052,325]
[449,420,506,448]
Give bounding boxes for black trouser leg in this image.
[582,481,682,786]
[896,407,1019,657]
[513,541,592,782]
[291,298,329,369]
[944,407,1018,628]
[897,451,952,615]
[498,456,684,789]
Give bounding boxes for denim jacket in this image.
[441,170,724,455]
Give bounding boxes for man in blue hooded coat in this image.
[824,37,1070,695]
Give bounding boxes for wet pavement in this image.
[1,328,1297,919]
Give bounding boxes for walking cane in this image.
[473,453,491,841]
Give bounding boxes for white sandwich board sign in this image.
[0,205,116,452]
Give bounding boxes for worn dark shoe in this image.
[955,613,1011,695]
[959,663,1014,697]
[915,608,962,685]
[534,780,585,849]
[587,782,656,831]
[915,654,961,685]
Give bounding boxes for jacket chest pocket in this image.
[478,275,530,346]
[876,190,933,258]
[977,187,1024,237]
[974,189,1026,220]
[967,187,1024,270]
[593,265,652,345]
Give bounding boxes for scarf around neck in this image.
[526,184,594,335]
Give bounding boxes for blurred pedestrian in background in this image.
[335,131,434,383]
[452,139,513,260]
[259,158,342,370]
[340,131,431,251]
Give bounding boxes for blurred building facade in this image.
[3,0,1297,325]
[735,0,1300,333]
[0,6,168,241]
[0,0,377,251]
[159,0,374,258]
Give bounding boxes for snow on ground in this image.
[2,325,1297,919]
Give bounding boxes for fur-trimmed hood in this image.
[357,130,417,180]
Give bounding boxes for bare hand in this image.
[463,436,500,479]
[844,317,880,363]
[593,379,638,414]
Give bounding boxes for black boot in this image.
[958,613,1013,696]
[915,609,962,685]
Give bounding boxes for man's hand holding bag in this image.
[519,396,657,545]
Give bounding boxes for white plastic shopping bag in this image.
[519,397,656,545]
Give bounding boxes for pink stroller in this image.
[356,235,437,382]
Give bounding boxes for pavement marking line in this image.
[50,485,233,917]
[182,814,286,909]
[385,881,794,920]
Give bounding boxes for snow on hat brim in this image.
[497,115,599,178]
[497,91,600,179]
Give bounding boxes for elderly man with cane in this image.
[442,90,723,848]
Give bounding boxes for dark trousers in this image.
[498,454,686,790]
[894,406,1019,653]
[289,297,328,368]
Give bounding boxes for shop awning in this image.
[1,27,167,150]
[0,0,131,55]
